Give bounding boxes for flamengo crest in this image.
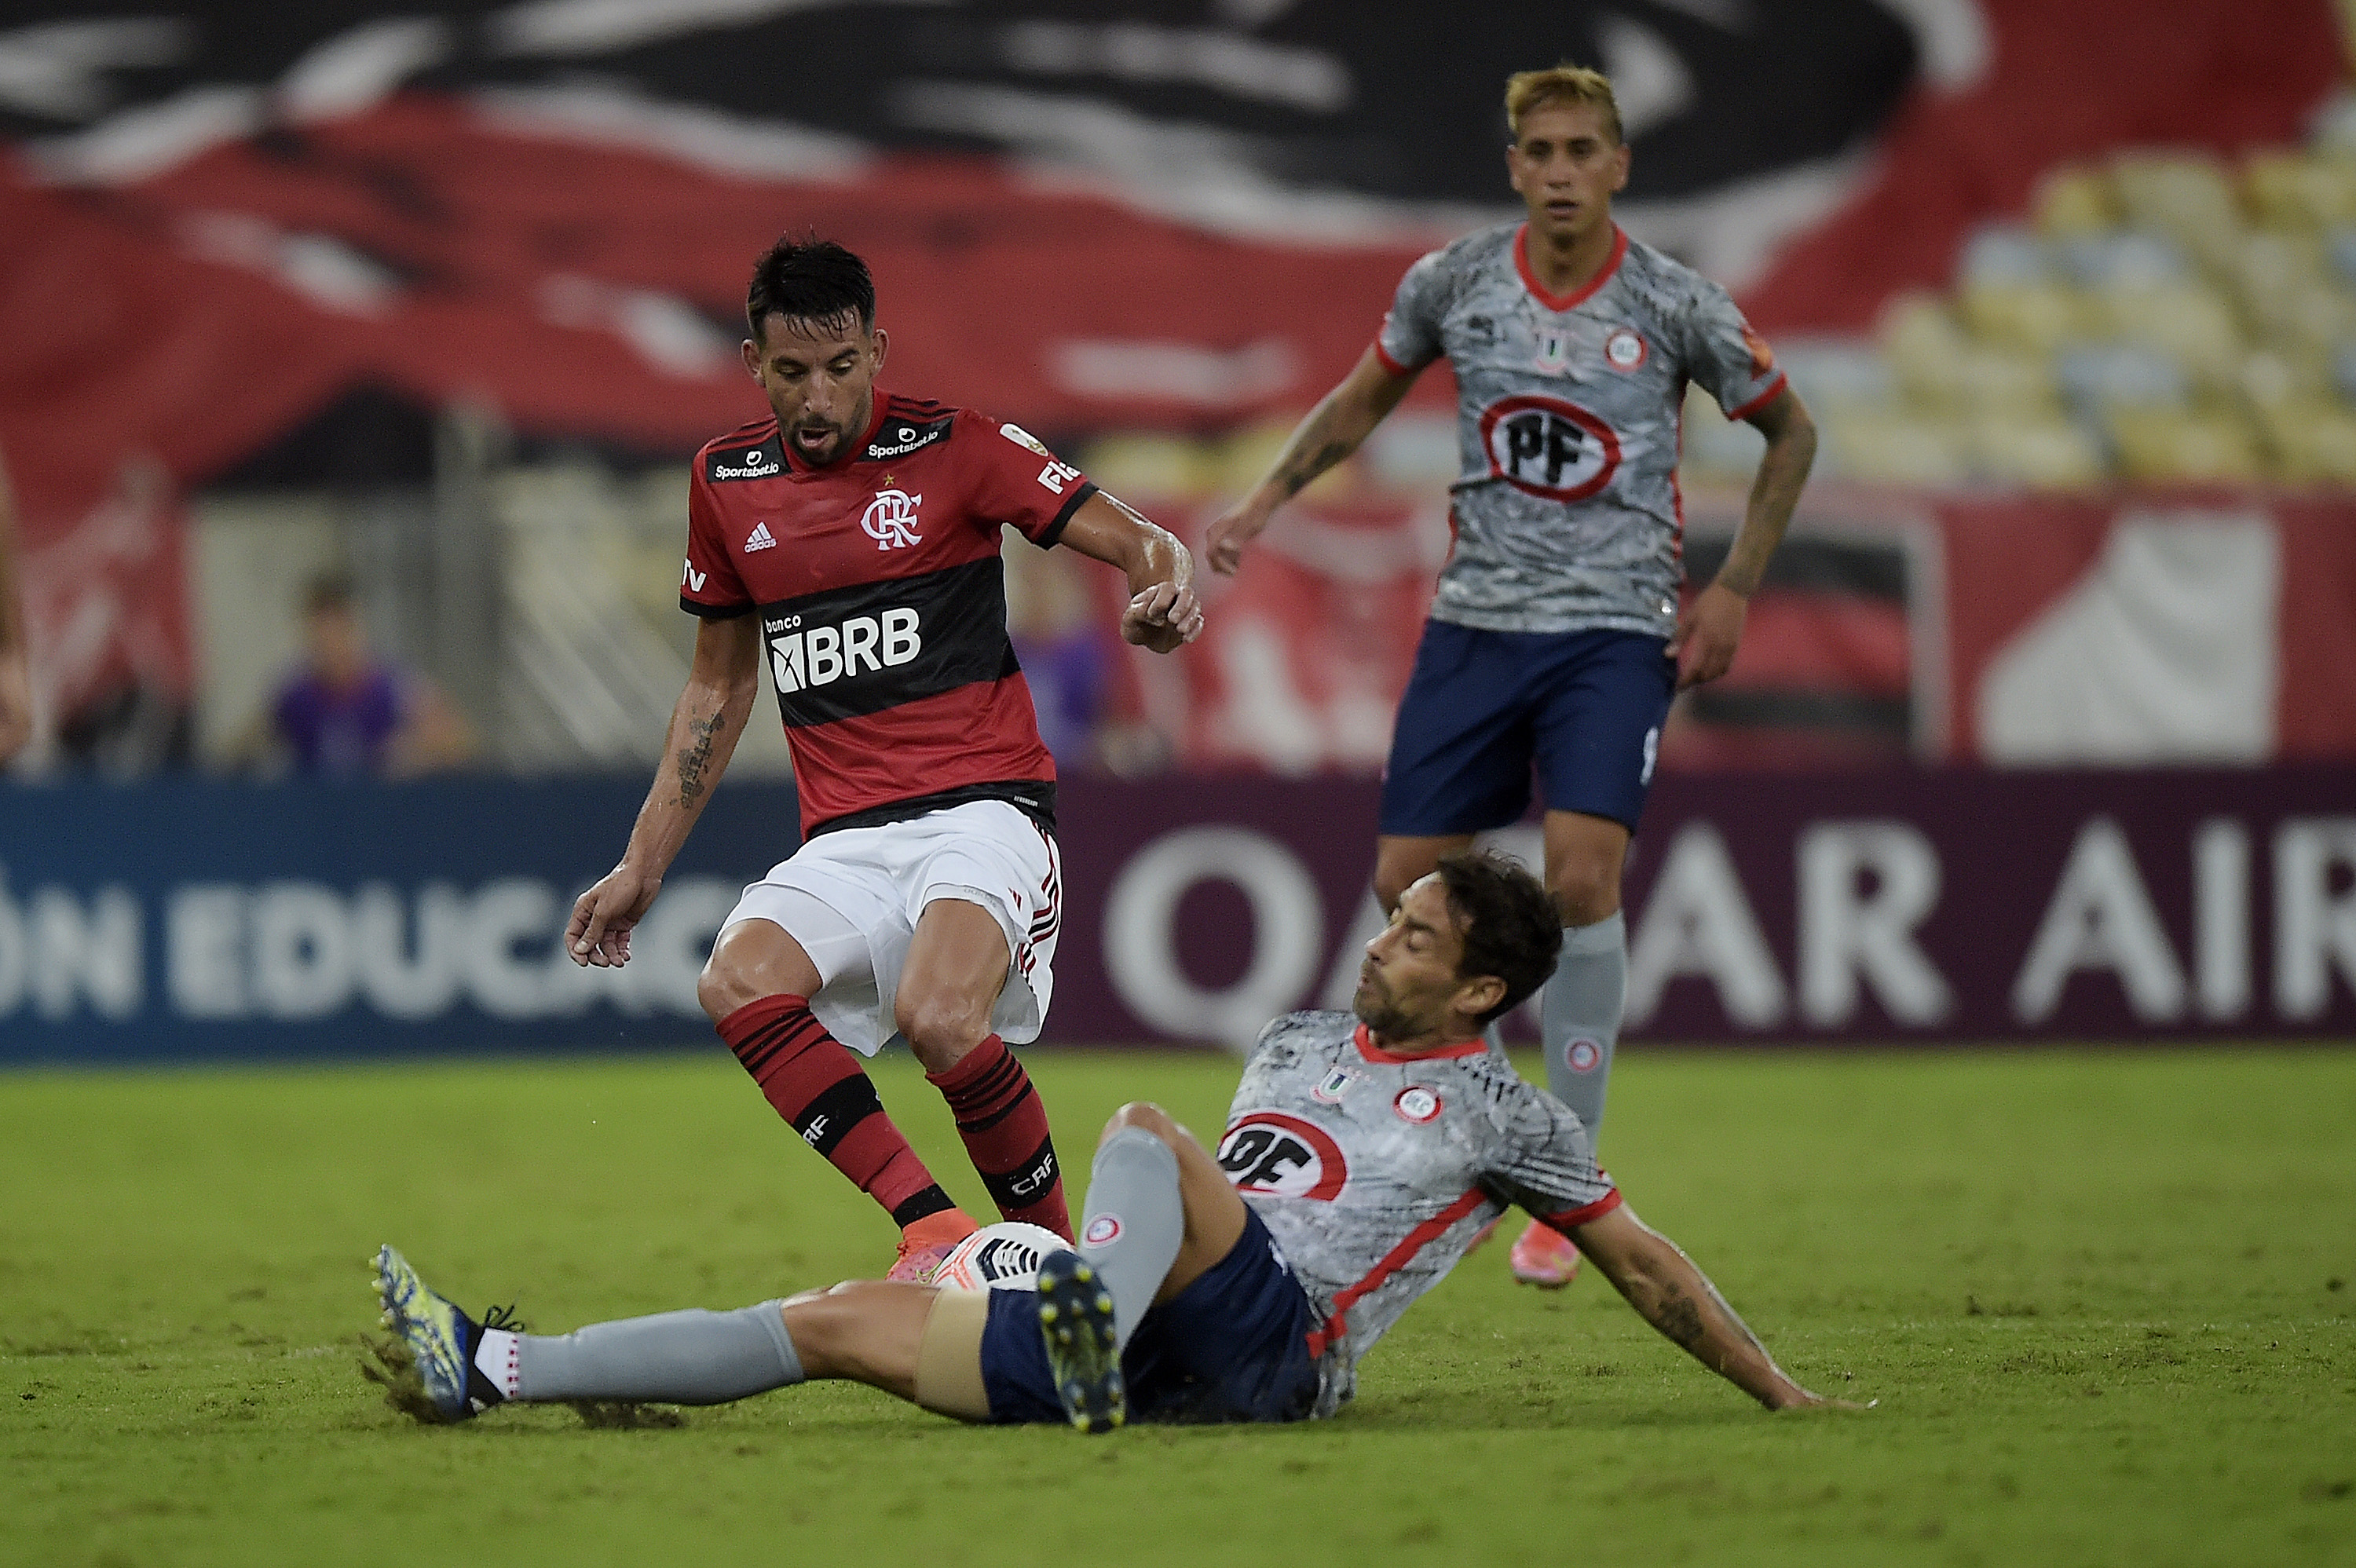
[861,488,923,550]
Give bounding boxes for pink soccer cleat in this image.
[1508,1218,1582,1289]
[887,1209,979,1284]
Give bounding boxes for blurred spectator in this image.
[0,459,28,765]
[232,571,475,777]
[1004,531,1111,769]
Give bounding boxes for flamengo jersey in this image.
[681,393,1099,836]
[1219,1010,1621,1417]
[1377,222,1787,638]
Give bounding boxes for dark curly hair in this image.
[1435,850,1563,1026]
[745,236,875,342]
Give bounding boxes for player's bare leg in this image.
[698,918,971,1273]
[899,898,1073,1239]
[1505,809,1633,1288]
[1373,832,1476,916]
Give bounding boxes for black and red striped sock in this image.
[925,1033,1071,1241]
[718,995,955,1230]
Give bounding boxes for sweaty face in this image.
[1506,101,1630,246]
[1353,877,1483,1040]
[742,313,887,466]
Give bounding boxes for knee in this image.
[697,950,747,1022]
[1101,1101,1181,1149]
[894,991,990,1071]
[1549,857,1622,927]
[1373,853,1433,914]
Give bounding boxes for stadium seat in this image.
[2058,231,2190,291]
[1822,412,1968,485]
[1078,433,1224,500]
[2329,225,2356,288]
[2110,152,2243,270]
[1966,415,2107,490]
[2057,342,2188,412]
[2235,346,2332,415]
[2245,279,2356,352]
[1772,338,1895,413]
[2222,231,2328,316]
[2032,164,2118,236]
[2244,152,2356,230]
[2083,283,2243,392]
[1958,223,2053,286]
[2105,407,2263,482]
[2256,402,2356,484]
[1959,280,2090,354]
[2335,342,2356,403]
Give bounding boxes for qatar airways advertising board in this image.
[0,770,2351,1064]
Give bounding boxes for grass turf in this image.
[2,1047,2352,1568]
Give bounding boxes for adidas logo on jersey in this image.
[764,606,922,693]
[744,521,777,553]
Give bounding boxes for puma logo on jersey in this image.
[860,488,922,550]
[765,606,922,694]
[744,521,777,553]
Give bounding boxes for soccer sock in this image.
[1541,912,1626,1147]
[719,995,957,1230]
[1076,1127,1184,1353]
[926,1034,1072,1241]
[481,1303,803,1405]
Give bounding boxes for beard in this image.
[1351,974,1417,1039]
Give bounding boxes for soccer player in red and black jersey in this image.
[565,238,1202,1279]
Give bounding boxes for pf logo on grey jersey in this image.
[1478,394,1620,503]
[1217,1111,1347,1201]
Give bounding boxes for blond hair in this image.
[1505,64,1622,146]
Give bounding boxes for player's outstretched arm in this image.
[567,613,763,967]
[1058,492,1205,655]
[1668,386,1817,689]
[1569,1202,1852,1411]
[0,462,33,766]
[1204,347,1421,576]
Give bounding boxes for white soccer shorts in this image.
[719,799,1063,1056]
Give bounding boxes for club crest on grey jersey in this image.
[1377,223,1786,638]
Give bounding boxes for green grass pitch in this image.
[3,1046,2353,1567]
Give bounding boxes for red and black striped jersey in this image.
[681,391,1098,838]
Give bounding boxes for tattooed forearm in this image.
[1279,441,1355,498]
[675,711,722,807]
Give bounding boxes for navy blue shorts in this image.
[1380,622,1675,836]
[976,1208,1321,1425]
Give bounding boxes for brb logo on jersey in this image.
[1480,394,1621,502]
[860,488,922,550]
[766,607,921,693]
[1216,1111,1347,1201]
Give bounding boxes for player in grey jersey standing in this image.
[1206,64,1818,1290]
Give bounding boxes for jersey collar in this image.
[1515,222,1627,313]
[779,392,891,475]
[1353,1022,1491,1064]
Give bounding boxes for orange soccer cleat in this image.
[888,1208,979,1283]
[1508,1218,1582,1288]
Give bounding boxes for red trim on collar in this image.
[1353,1022,1490,1064]
[1515,222,1627,313]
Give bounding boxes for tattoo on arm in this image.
[1655,1285,1707,1351]
[675,711,722,807]
[1279,441,1354,498]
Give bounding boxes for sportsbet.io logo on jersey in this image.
[1478,393,1621,502]
[1216,1111,1347,1201]
[765,606,921,694]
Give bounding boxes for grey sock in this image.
[514,1301,802,1405]
[1076,1127,1184,1352]
[1542,912,1626,1147]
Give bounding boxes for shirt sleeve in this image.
[1681,278,1789,423]
[679,469,755,618]
[1374,247,1449,375]
[1479,1079,1622,1234]
[958,411,1099,548]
